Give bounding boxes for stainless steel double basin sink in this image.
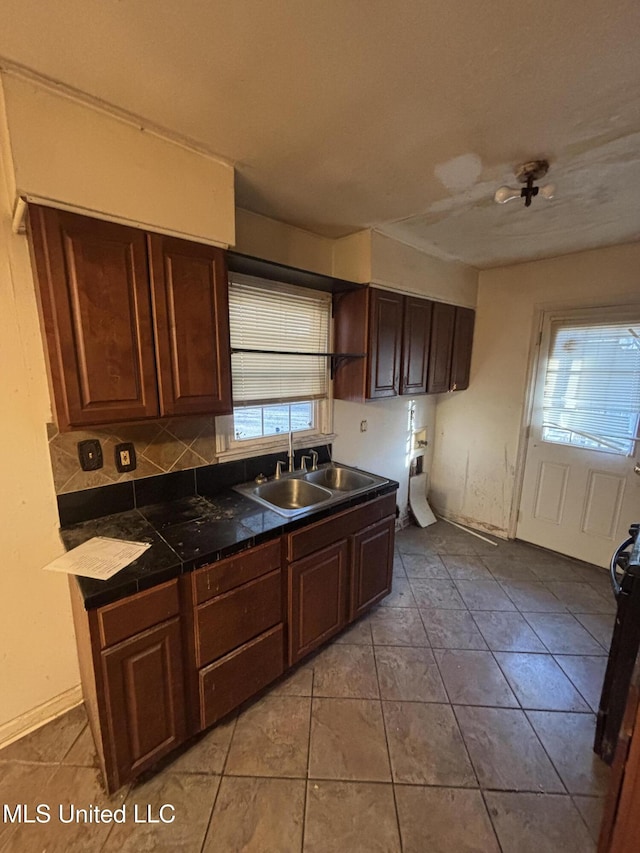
[233,463,388,518]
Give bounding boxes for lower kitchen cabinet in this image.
[101,618,186,785]
[69,578,187,793]
[70,491,396,793]
[350,515,395,619]
[286,492,396,666]
[288,540,349,665]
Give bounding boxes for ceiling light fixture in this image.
[494,160,555,207]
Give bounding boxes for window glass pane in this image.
[290,401,314,431]
[233,402,315,442]
[541,320,640,455]
[233,406,263,440]
[262,404,290,436]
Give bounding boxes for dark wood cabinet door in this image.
[149,235,232,416]
[401,296,432,395]
[101,617,186,788]
[427,301,456,393]
[349,516,395,620]
[368,289,403,399]
[288,540,348,665]
[450,307,475,391]
[28,205,159,429]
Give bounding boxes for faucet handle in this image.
[310,449,319,471]
[300,455,312,473]
[274,460,286,479]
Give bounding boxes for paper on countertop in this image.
[44,537,151,581]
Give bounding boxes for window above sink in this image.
[216,273,334,461]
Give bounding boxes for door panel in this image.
[517,308,640,567]
[368,289,403,399]
[532,461,569,524]
[401,296,432,395]
[450,306,475,391]
[101,618,185,784]
[28,205,159,428]
[427,302,456,393]
[581,472,626,539]
[149,234,232,416]
[288,540,348,664]
[350,516,395,620]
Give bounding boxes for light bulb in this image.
[540,183,555,200]
[494,186,521,204]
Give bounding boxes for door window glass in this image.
[542,320,640,455]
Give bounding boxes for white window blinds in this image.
[229,274,331,405]
[542,319,640,455]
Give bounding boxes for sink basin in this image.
[234,463,388,518]
[250,478,332,513]
[303,466,375,492]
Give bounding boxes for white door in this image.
[517,307,640,567]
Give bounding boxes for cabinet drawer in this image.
[97,579,180,649]
[195,569,282,668]
[287,493,396,562]
[199,624,284,729]
[193,539,281,605]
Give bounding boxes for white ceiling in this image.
[1,0,639,268]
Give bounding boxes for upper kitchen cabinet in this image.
[333,287,432,401]
[401,295,433,396]
[426,302,456,393]
[28,205,232,430]
[426,303,475,393]
[148,235,231,417]
[368,289,404,398]
[450,306,475,392]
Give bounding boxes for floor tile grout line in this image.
[300,669,315,853]
[199,714,239,853]
[522,707,597,800]
[550,655,604,712]
[479,788,506,853]
[371,641,404,851]
[570,792,605,844]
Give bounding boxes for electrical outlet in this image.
[360,420,368,432]
[77,439,103,471]
[115,442,136,473]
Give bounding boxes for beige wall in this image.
[371,232,478,307]
[235,208,333,273]
[0,126,80,737]
[1,72,235,247]
[429,242,640,536]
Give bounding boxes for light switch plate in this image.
[78,439,103,471]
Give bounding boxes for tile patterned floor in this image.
[0,521,615,852]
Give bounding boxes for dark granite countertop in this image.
[61,471,398,609]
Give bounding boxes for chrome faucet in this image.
[288,430,294,473]
[310,449,319,471]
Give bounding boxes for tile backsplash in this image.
[47,416,217,494]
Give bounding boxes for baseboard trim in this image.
[0,685,83,750]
